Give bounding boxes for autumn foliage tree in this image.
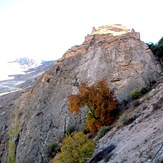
[68,80,117,133]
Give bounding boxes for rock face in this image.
[63,24,161,102]
[89,77,163,163]
[0,89,27,162]
[0,24,162,162]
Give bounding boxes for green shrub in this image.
[97,126,111,140]
[130,89,141,100]
[6,104,20,163]
[119,113,134,126]
[53,131,95,163]
[146,37,163,63]
[66,125,77,135]
[46,141,60,158]
[131,86,149,100]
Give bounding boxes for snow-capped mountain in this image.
[0,57,55,94]
[0,58,41,81]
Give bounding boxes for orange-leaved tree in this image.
[68,79,117,133]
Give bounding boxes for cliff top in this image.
[91,24,134,36]
[63,24,140,59]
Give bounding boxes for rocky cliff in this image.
[89,77,163,162]
[0,24,162,163]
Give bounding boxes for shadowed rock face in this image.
[1,24,162,163]
[0,89,27,162]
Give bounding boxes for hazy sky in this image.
[0,0,162,61]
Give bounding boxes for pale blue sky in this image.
[0,0,162,61]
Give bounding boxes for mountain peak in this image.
[63,24,140,59]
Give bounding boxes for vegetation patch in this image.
[147,37,163,64]
[46,141,60,158]
[119,113,135,126]
[130,89,141,100]
[130,86,149,100]
[53,131,95,163]
[65,125,78,136]
[68,79,117,133]
[5,102,20,163]
[96,125,111,140]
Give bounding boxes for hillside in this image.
[89,76,163,162]
[0,24,162,163]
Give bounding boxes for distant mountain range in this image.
[10,57,38,66]
[0,57,55,94]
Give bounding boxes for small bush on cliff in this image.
[130,89,141,100]
[97,125,111,140]
[131,87,149,100]
[66,125,78,135]
[119,113,135,126]
[68,79,117,133]
[53,131,95,163]
[46,141,60,158]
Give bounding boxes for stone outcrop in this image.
[63,24,161,102]
[0,24,162,162]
